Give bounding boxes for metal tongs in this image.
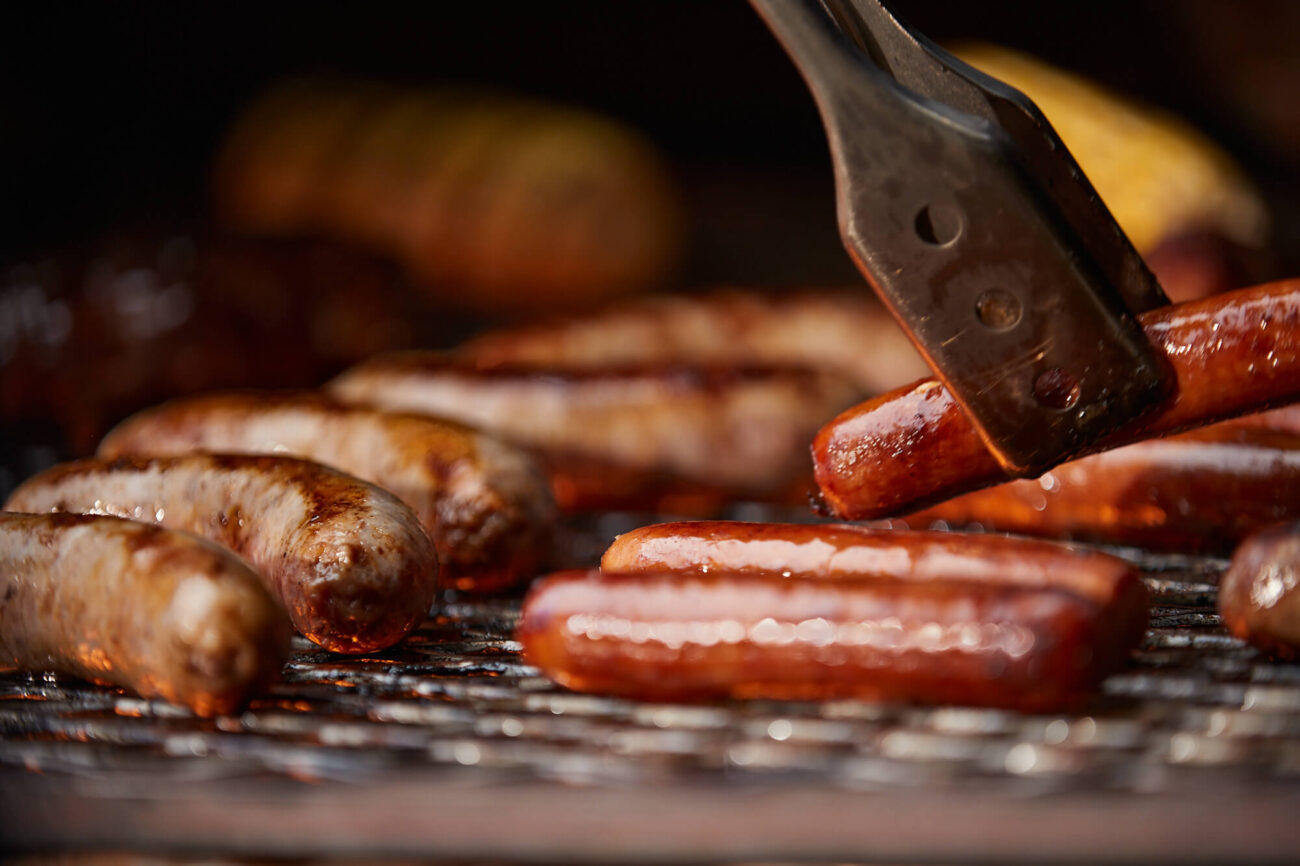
[751,0,1173,477]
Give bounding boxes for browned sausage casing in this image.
[456,289,931,395]
[521,522,1148,711]
[6,454,438,653]
[903,424,1300,553]
[0,512,290,715]
[328,357,864,507]
[814,279,1300,520]
[1219,522,1300,660]
[97,392,555,593]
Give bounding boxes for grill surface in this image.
[2,520,1300,863]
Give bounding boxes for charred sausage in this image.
[6,454,438,652]
[519,521,1148,711]
[97,392,555,593]
[814,279,1300,520]
[0,512,289,715]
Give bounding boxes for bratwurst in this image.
[7,454,437,652]
[0,512,289,715]
[97,392,555,593]
[328,357,864,507]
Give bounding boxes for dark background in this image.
[3,0,1299,276]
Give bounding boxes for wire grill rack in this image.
[3,519,1300,864]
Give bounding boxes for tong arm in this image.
[750,0,1171,476]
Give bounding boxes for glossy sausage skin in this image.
[6,454,438,653]
[328,357,863,505]
[814,279,1300,519]
[903,425,1300,553]
[1219,522,1300,660]
[519,557,1146,712]
[604,520,1147,669]
[0,513,290,715]
[97,392,555,592]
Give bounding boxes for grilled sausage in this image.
[1219,521,1300,660]
[6,454,438,652]
[520,541,1147,712]
[814,279,1300,520]
[456,289,931,395]
[0,512,289,715]
[603,520,1147,661]
[328,357,864,508]
[213,78,683,314]
[97,392,555,593]
[902,424,1300,553]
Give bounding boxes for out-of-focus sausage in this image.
[814,279,1300,520]
[6,454,438,652]
[0,512,289,715]
[1219,521,1300,660]
[97,392,555,593]
[903,425,1300,553]
[457,289,930,395]
[212,78,684,315]
[328,357,864,509]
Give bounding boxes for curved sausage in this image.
[1219,522,1300,660]
[6,454,438,653]
[328,356,864,507]
[814,279,1300,519]
[519,551,1146,712]
[0,512,289,716]
[903,424,1300,553]
[97,392,555,593]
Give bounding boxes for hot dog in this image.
[6,454,438,652]
[1219,522,1300,660]
[327,357,864,508]
[903,424,1300,553]
[97,392,555,592]
[0,512,289,715]
[814,279,1300,520]
[519,521,1148,711]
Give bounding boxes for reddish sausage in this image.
[7,454,438,652]
[0,512,289,716]
[904,425,1300,553]
[520,521,1148,711]
[1219,522,1300,660]
[814,279,1300,519]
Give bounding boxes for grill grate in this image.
[3,531,1300,862]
